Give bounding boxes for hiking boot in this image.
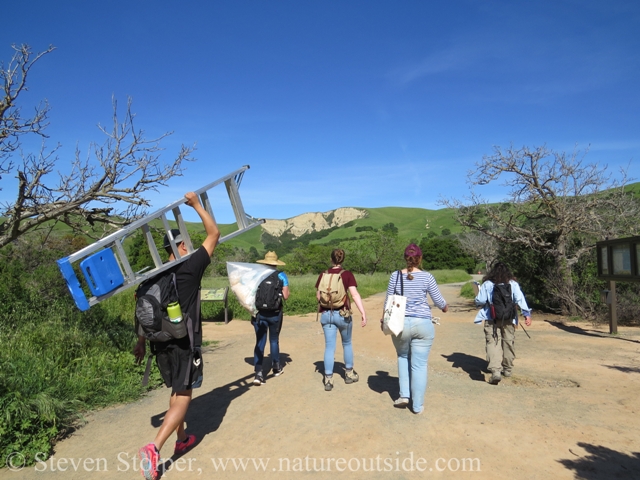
[138,443,159,480]
[345,369,359,384]
[394,397,410,408]
[489,371,502,385]
[253,373,265,386]
[324,375,334,391]
[272,363,284,377]
[174,434,196,455]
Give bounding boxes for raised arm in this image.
[184,192,220,256]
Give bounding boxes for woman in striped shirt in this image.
[382,243,448,414]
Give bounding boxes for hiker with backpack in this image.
[474,261,532,385]
[134,192,220,480]
[315,249,368,391]
[381,244,448,415]
[252,251,290,386]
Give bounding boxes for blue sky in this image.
[2,1,639,224]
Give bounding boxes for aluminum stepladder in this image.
[57,165,264,311]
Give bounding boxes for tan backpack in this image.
[317,269,349,311]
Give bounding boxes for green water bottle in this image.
[167,302,182,323]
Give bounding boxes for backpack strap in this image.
[336,269,351,312]
[142,355,154,387]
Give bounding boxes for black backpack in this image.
[255,271,283,312]
[490,283,517,325]
[135,269,188,342]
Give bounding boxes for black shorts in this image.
[155,341,203,393]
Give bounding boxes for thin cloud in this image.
[389,44,485,86]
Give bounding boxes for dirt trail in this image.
[4,282,640,479]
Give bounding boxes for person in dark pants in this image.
[252,251,290,385]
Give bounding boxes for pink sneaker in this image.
[174,434,197,455]
[138,443,159,480]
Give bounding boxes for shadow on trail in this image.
[603,365,640,374]
[367,370,400,400]
[558,442,640,479]
[441,352,487,382]
[151,374,254,434]
[243,352,293,375]
[313,360,347,380]
[544,320,640,344]
[153,373,254,478]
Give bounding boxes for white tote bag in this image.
[383,271,406,336]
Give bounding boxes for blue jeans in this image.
[391,316,435,414]
[320,310,353,376]
[253,311,282,372]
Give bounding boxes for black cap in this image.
[163,229,183,248]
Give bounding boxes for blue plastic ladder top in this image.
[57,249,125,311]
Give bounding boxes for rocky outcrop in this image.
[261,207,367,238]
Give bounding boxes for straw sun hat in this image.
[256,251,286,266]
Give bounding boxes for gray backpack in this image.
[135,270,187,342]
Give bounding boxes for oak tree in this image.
[442,145,639,315]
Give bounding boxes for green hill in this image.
[222,206,460,251]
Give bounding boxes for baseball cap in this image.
[163,229,183,248]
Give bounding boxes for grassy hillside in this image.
[224,206,461,251]
[625,181,640,197]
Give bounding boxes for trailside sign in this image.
[596,235,640,283]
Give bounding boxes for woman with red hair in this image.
[382,244,448,414]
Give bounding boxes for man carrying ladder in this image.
[135,191,220,480]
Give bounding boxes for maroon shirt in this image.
[315,268,357,312]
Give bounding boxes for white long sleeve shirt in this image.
[474,280,531,324]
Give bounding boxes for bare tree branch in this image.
[458,231,498,271]
[0,44,55,176]
[0,45,196,248]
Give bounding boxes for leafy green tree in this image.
[128,230,165,272]
[248,246,260,263]
[283,244,332,275]
[342,229,401,274]
[419,237,475,273]
[381,222,399,235]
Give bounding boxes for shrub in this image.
[0,237,161,467]
[460,281,477,299]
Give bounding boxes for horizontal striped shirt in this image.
[385,270,447,319]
